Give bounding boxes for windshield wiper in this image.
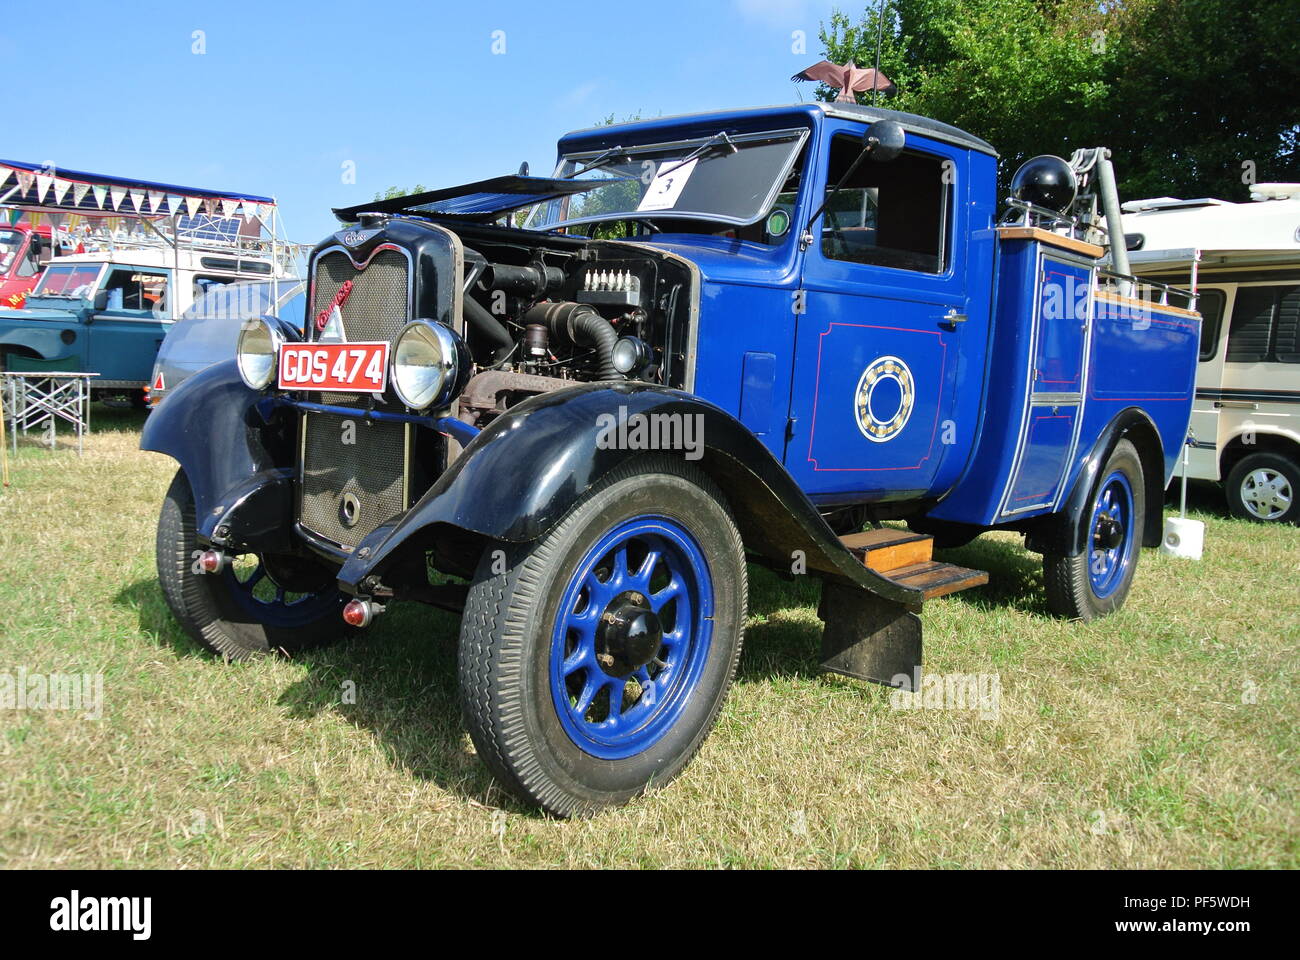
[565,146,629,179]
[656,131,738,178]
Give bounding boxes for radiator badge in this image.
[854,355,915,443]
[315,279,353,339]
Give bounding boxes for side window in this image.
[1226,284,1300,364]
[820,134,951,273]
[1277,286,1300,363]
[1195,289,1226,362]
[102,268,168,314]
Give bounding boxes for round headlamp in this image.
[392,319,470,411]
[236,317,283,391]
[612,336,651,375]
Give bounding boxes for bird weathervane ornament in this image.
[792,60,895,103]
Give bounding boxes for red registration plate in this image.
[278,342,389,393]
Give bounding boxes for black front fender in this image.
[140,359,298,545]
[338,381,915,605]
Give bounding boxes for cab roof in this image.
[557,102,998,158]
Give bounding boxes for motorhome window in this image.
[200,256,272,275]
[1196,289,1226,362]
[103,268,168,312]
[1226,285,1300,364]
[820,135,950,274]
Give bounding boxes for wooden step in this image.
[884,561,989,600]
[839,528,934,573]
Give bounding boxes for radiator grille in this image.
[299,411,408,550]
[299,245,413,549]
[311,248,410,403]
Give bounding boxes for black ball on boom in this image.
[1011,155,1078,213]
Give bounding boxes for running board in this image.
[839,529,988,601]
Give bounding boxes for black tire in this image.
[1043,439,1145,621]
[156,469,352,659]
[458,455,747,817]
[1224,452,1300,524]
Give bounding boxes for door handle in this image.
[940,308,967,329]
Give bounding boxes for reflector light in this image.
[342,599,372,627]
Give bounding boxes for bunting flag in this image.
[52,179,72,205]
[36,175,53,202]
[128,189,146,212]
[147,190,164,212]
[72,182,90,207]
[16,171,34,195]
[92,184,108,209]
[109,186,127,211]
[185,196,202,216]
[166,194,183,216]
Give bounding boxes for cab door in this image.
[88,265,172,382]
[785,124,992,503]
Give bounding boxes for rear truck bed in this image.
[926,227,1200,542]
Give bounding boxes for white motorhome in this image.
[1122,183,1300,523]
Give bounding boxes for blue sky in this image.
[1,0,845,242]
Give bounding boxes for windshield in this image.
[524,128,807,231]
[34,264,101,298]
[0,229,25,273]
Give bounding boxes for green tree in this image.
[374,185,428,200]
[820,1,1114,186]
[820,0,1299,201]
[1104,0,1300,199]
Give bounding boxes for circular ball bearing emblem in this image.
[854,355,915,443]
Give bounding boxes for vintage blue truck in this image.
[141,103,1200,816]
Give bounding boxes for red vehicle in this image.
[0,221,54,308]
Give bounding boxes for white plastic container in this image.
[1161,516,1204,560]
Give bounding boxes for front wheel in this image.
[1225,452,1299,524]
[156,469,353,659]
[458,456,747,817]
[1043,439,1145,621]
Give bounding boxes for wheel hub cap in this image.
[1242,469,1291,520]
[1088,470,1135,599]
[597,593,664,678]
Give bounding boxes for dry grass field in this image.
[1,408,1296,868]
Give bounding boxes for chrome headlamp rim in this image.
[236,316,284,391]
[391,318,470,412]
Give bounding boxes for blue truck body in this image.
[139,102,1202,815]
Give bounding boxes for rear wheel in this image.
[1225,452,1299,524]
[156,469,352,659]
[1043,439,1145,621]
[458,456,747,817]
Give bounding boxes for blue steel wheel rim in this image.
[550,516,714,760]
[223,555,339,628]
[1088,470,1135,599]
